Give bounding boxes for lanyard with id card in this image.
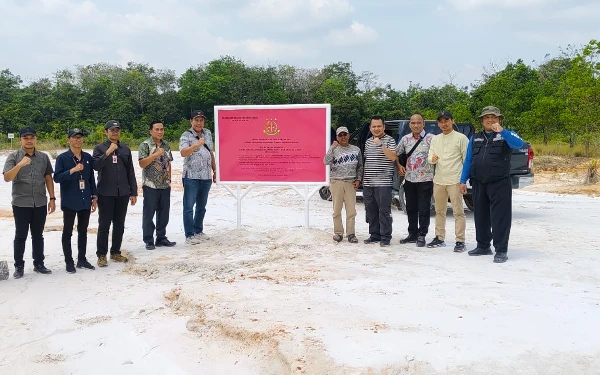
[73,155,85,190]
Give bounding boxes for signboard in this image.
[7,133,14,139]
[215,104,331,184]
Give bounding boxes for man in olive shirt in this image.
[93,120,138,267]
[427,111,468,252]
[3,127,56,278]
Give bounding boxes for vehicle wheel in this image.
[430,196,436,216]
[464,194,474,211]
[394,185,407,213]
[319,186,332,201]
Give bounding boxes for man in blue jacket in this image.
[460,106,524,263]
[54,129,98,273]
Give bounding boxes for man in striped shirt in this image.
[362,116,398,247]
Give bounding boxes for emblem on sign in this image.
[263,118,280,136]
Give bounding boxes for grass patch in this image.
[0,139,184,153]
[532,143,600,158]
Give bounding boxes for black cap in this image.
[104,120,120,130]
[20,127,37,137]
[68,128,85,138]
[437,110,453,120]
[190,110,206,119]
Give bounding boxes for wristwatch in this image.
[49,197,56,200]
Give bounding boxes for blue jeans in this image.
[182,178,212,238]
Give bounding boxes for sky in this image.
[1,0,599,91]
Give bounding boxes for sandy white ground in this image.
[0,151,599,375]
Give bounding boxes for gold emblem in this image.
[263,118,280,136]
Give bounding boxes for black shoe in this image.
[468,247,493,256]
[155,238,177,247]
[145,242,156,250]
[494,252,508,263]
[76,259,96,270]
[13,266,24,279]
[380,240,391,247]
[66,263,76,274]
[416,235,426,247]
[399,234,418,244]
[33,264,52,274]
[364,237,380,244]
[454,242,466,253]
[427,236,445,248]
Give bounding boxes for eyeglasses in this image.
[337,133,348,137]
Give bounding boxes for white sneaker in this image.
[194,232,210,240]
[185,236,201,245]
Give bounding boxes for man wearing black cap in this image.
[427,111,468,252]
[460,106,524,263]
[92,120,138,267]
[3,127,56,278]
[179,110,216,245]
[54,129,97,273]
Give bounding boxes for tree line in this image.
[0,40,598,154]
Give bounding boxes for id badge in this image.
[79,180,85,190]
[112,155,118,163]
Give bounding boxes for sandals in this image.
[333,234,359,243]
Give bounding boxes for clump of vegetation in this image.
[584,159,599,185]
[36,140,64,159]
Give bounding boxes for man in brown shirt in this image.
[3,127,56,279]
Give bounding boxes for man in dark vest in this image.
[459,106,524,263]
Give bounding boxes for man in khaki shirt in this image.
[427,111,468,252]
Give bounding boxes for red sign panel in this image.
[215,105,330,183]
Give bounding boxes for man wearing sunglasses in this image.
[179,110,216,245]
[324,126,363,243]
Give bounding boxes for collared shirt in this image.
[427,130,468,185]
[179,128,213,180]
[138,138,174,189]
[3,148,53,207]
[92,140,138,197]
[53,149,97,211]
[396,130,435,183]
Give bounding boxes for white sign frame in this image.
[214,104,332,228]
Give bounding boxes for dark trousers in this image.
[13,205,47,268]
[142,186,171,244]
[363,186,393,242]
[472,177,512,253]
[97,195,129,256]
[62,207,91,265]
[404,180,433,236]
